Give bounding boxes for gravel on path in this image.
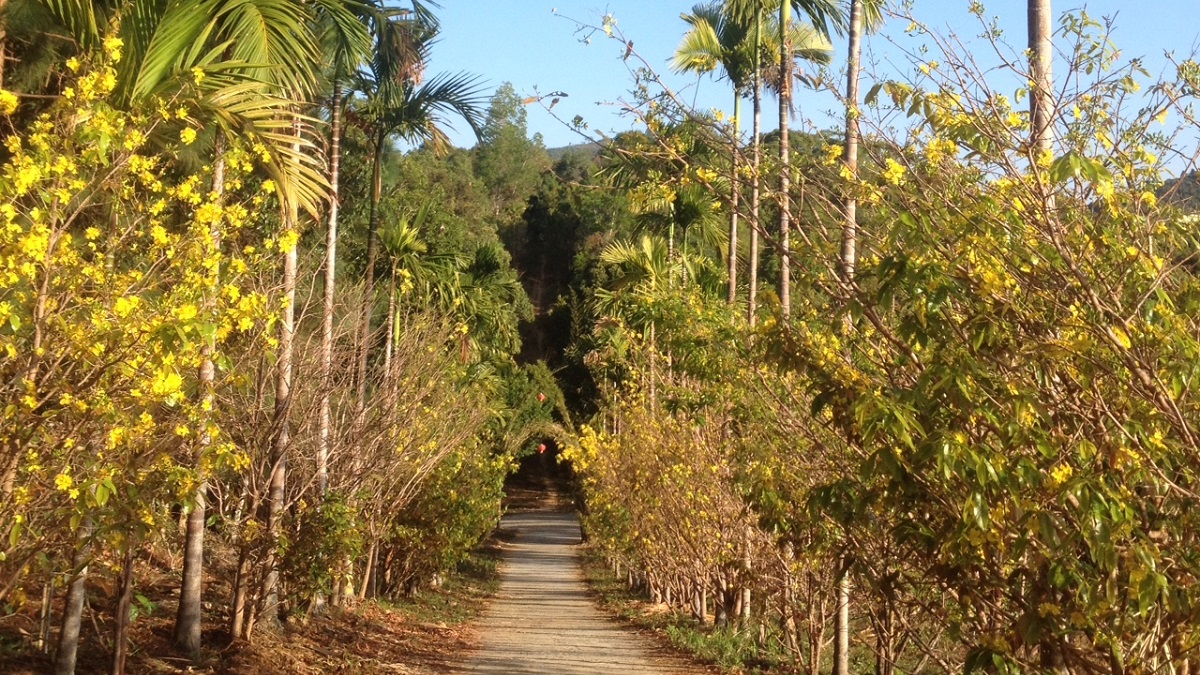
[464,510,701,674]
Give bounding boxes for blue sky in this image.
[426,2,1200,150]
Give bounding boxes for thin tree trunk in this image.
[261,132,301,625]
[358,538,378,600]
[383,273,396,387]
[842,0,862,286]
[748,9,762,327]
[0,0,8,90]
[1029,0,1054,157]
[174,138,226,655]
[778,0,792,320]
[837,10,864,669]
[110,543,135,675]
[357,133,385,412]
[318,83,343,496]
[38,583,52,652]
[834,572,850,675]
[727,94,741,305]
[228,546,250,639]
[54,519,91,675]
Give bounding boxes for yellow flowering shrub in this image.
[0,53,275,575]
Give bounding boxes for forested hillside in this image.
[3,0,1200,674]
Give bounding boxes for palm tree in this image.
[673,3,753,305]
[597,234,675,404]
[378,202,433,383]
[632,182,726,288]
[673,2,831,309]
[354,6,485,411]
[35,0,330,214]
[775,0,840,320]
[315,1,373,498]
[840,0,882,286]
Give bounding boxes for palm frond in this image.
[312,0,373,79]
[213,0,320,95]
[197,80,327,217]
[36,0,100,48]
[376,70,488,151]
[671,9,721,75]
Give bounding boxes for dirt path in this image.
[464,510,700,674]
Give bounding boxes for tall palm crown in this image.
[672,2,756,94]
[674,2,833,92]
[356,4,486,151]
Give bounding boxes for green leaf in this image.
[864,82,883,107]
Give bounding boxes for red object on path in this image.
[538,443,547,454]
[537,392,546,403]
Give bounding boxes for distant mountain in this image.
[1160,170,1200,211]
[546,141,602,162]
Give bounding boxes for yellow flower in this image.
[882,158,907,185]
[54,472,74,492]
[103,36,124,62]
[98,69,117,93]
[0,89,19,115]
[180,127,197,145]
[277,229,300,253]
[114,295,138,318]
[822,143,844,166]
[150,368,183,398]
[1049,463,1073,486]
[66,57,81,72]
[192,67,205,85]
[925,137,956,167]
[1110,326,1132,349]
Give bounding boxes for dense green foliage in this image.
[0,2,558,672]
[5,2,1200,674]
[550,7,1200,675]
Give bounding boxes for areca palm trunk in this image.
[748,8,763,327]
[1029,6,1065,668]
[261,126,302,626]
[835,7,864,672]
[1029,0,1053,157]
[727,94,741,305]
[318,83,343,495]
[778,0,792,320]
[357,132,386,412]
[174,137,226,654]
[841,0,861,286]
[383,268,396,386]
[53,518,91,675]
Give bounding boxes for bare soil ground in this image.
[2,455,702,674]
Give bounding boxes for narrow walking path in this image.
[465,510,701,674]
